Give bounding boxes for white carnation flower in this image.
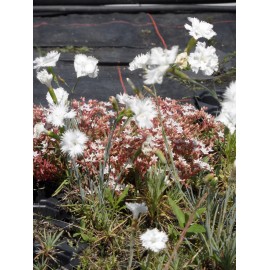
[185,17,216,40]
[74,54,99,78]
[46,87,69,106]
[125,202,148,219]
[129,46,178,85]
[33,123,47,138]
[129,53,150,71]
[46,104,76,127]
[60,130,88,159]
[188,42,218,76]
[129,97,157,129]
[216,81,236,133]
[33,51,61,70]
[140,228,168,253]
[36,69,53,88]
[143,46,179,85]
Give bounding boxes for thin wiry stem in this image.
[164,191,208,270]
[72,159,85,203]
[152,85,194,211]
[71,77,80,93]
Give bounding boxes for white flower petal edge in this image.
[60,130,88,159]
[46,104,76,127]
[148,46,179,66]
[46,87,69,106]
[129,97,158,129]
[129,53,150,71]
[37,69,53,88]
[125,202,148,219]
[116,94,157,129]
[116,93,135,107]
[33,51,61,70]
[74,54,99,78]
[140,228,168,253]
[143,65,169,85]
[216,81,236,133]
[188,42,218,76]
[184,17,216,40]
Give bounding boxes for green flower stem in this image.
[145,251,152,269]
[167,67,190,80]
[167,67,220,103]
[185,37,197,55]
[164,191,209,270]
[72,159,85,203]
[48,87,58,104]
[71,77,80,93]
[128,219,137,270]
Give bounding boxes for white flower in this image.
[33,122,47,138]
[129,46,178,85]
[74,54,99,78]
[60,129,88,159]
[46,104,76,127]
[46,87,69,106]
[143,65,169,85]
[143,46,179,85]
[217,130,224,138]
[151,155,158,163]
[125,202,148,219]
[36,69,53,88]
[33,51,60,70]
[116,93,134,107]
[140,228,168,253]
[194,159,212,171]
[116,94,157,128]
[129,97,157,129]
[148,46,178,66]
[188,42,218,76]
[184,17,216,40]
[129,53,150,71]
[216,81,236,133]
[41,141,48,154]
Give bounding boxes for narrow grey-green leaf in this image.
[116,185,129,206]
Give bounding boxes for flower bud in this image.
[143,85,154,96]
[109,96,119,112]
[203,173,215,183]
[155,150,167,165]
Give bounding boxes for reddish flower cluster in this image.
[33,97,224,184]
